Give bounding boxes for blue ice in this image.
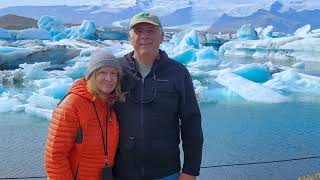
[236,24,258,40]
[196,47,218,61]
[216,72,289,103]
[0,28,12,39]
[0,83,4,94]
[233,63,271,83]
[16,28,52,40]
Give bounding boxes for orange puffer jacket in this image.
[45,78,119,180]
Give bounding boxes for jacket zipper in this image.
[140,77,145,177]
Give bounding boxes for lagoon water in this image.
[0,101,320,180]
[1,52,320,180]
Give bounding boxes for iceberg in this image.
[38,15,65,37]
[0,45,80,70]
[294,24,311,37]
[196,47,218,61]
[0,28,12,39]
[264,68,320,95]
[38,15,97,41]
[233,63,271,83]
[236,24,258,40]
[15,28,52,40]
[216,72,289,103]
[261,25,273,39]
[219,34,320,62]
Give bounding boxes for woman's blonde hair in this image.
[86,68,125,102]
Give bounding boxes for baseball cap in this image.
[129,12,162,29]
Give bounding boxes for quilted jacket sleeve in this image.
[44,95,79,180]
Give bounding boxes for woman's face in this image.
[95,67,118,96]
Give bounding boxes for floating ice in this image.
[216,72,289,103]
[0,96,23,113]
[27,94,59,110]
[0,83,4,94]
[0,28,12,39]
[0,45,80,70]
[292,62,305,69]
[261,25,273,39]
[19,62,50,79]
[196,47,218,61]
[173,48,197,64]
[38,15,65,37]
[236,24,258,40]
[294,24,311,37]
[233,63,270,83]
[16,28,52,40]
[63,60,88,80]
[264,68,320,95]
[177,30,200,50]
[38,15,97,41]
[25,105,53,120]
[219,35,320,62]
[36,78,73,99]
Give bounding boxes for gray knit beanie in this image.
[85,50,122,79]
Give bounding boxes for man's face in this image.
[130,22,164,55]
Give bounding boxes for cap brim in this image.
[130,20,160,29]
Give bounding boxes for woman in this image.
[45,50,125,180]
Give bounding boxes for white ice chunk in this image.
[19,62,50,79]
[216,72,289,103]
[16,28,52,40]
[264,68,320,95]
[219,35,320,62]
[63,60,88,79]
[0,96,23,113]
[292,62,305,69]
[24,105,53,120]
[27,94,59,110]
[294,24,311,37]
[261,25,273,39]
[38,79,73,99]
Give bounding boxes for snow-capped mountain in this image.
[209,1,320,33]
[0,0,319,30]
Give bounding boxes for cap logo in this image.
[136,12,150,19]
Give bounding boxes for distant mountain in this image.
[209,1,320,33]
[0,14,37,30]
[0,1,193,27]
[0,0,319,30]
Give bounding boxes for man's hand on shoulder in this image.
[179,173,196,180]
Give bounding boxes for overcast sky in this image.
[1,0,320,9]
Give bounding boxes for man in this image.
[114,12,203,180]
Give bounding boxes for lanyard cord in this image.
[93,102,110,166]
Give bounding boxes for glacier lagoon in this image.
[1,18,320,179]
[0,55,319,180]
[0,88,320,180]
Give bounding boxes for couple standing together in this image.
[45,12,203,180]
